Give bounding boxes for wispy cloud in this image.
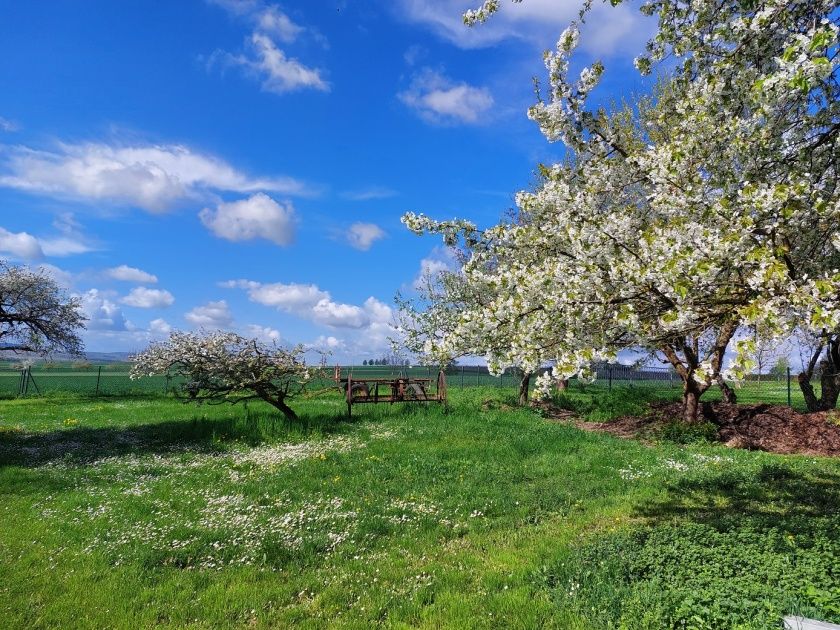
[346,222,386,251]
[106,265,158,284]
[209,2,329,94]
[340,186,398,201]
[394,0,653,56]
[0,117,19,133]
[0,214,95,259]
[216,33,329,94]
[399,68,493,125]
[0,141,313,212]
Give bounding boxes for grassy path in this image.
[1,388,838,628]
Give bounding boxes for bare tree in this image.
[746,327,791,390]
[0,261,85,357]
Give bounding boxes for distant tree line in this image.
[362,357,410,366]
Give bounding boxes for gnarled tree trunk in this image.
[798,335,840,412]
[255,386,298,421]
[661,321,738,423]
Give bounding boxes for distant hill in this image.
[82,352,134,363]
[0,351,134,365]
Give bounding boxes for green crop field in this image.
[1,388,838,629]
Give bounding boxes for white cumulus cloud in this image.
[363,297,393,324]
[0,142,312,212]
[149,318,172,335]
[346,222,386,251]
[311,300,369,328]
[414,246,458,289]
[399,68,493,125]
[199,193,296,246]
[120,287,175,309]
[107,265,158,284]
[185,300,234,328]
[0,227,43,259]
[310,335,344,351]
[224,278,394,330]
[242,281,328,311]
[245,323,284,343]
[78,289,128,331]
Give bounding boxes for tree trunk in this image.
[264,397,297,420]
[801,365,840,412]
[556,378,569,391]
[820,366,840,410]
[683,380,702,423]
[518,372,532,406]
[717,375,737,404]
[661,323,737,424]
[798,336,840,412]
[799,372,822,412]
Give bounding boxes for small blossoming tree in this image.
[130,331,317,421]
[405,0,840,422]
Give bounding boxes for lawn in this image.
[1,388,838,628]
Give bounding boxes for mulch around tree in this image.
[540,401,840,457]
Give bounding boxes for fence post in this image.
[18,369,24,396]
[460,365,464,388]
[95,365,102,396]
[608,366,613,391]
[787,366,792,408]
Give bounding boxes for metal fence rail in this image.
[0,362,817,410]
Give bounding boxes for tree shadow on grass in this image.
[543,463,840,628]
[634,461,840,536]
[0,409,361,469]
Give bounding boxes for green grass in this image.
[554,379,820,416]
[1,388,838,628]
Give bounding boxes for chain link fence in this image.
[0,361,818,409]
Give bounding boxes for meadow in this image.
[1,388,838,629]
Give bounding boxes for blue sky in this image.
[0,0,653,362]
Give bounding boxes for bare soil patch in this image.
[541,401,840,457]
